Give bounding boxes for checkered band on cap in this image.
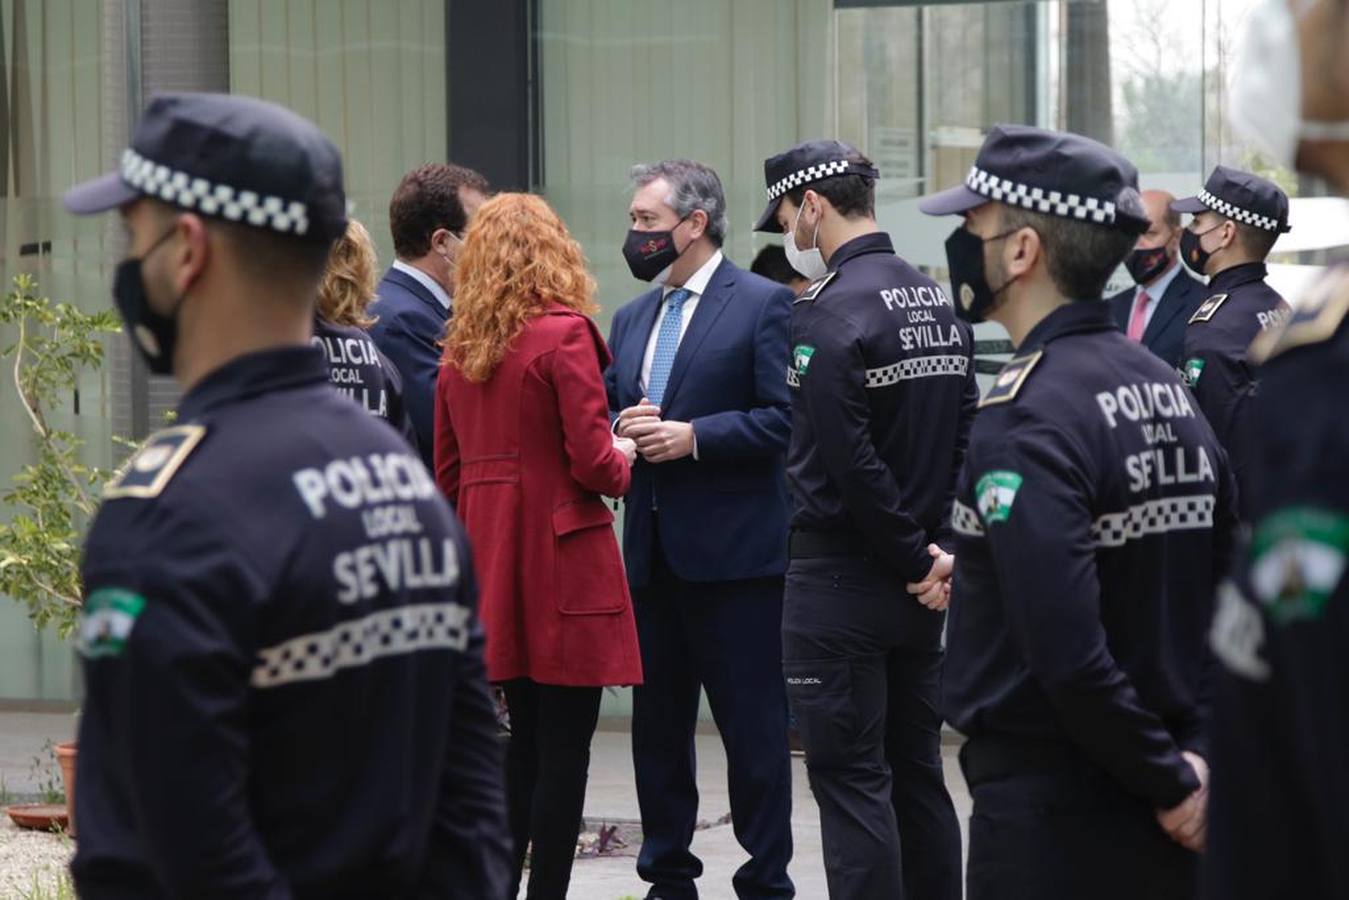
[767,160,868,201]
[965,166,1117,225]
[120,148,310,236]
[1197,188,1282,232]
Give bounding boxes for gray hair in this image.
[630,159,728,247]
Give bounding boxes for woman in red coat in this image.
[435,193,642,899]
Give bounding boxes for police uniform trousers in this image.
[631,522,795,900]
[961,737,1197,900]
[782,550,961,900]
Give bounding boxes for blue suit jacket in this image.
[605,257,793,589]
[368,267,448,471]
[1107,266,1207,369]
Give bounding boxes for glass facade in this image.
[0,0,1330,705]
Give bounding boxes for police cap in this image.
[1171,164,1291,234]
[919,123,1148,235]
[752,139,879,232]
[64,92,347,241]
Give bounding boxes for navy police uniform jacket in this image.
[312,315,419,452]
[943,302,1240,810]
[72,347,510,900]
[787,232,978,582]
[1204,266,1349,900]
[1179,262,1289,506]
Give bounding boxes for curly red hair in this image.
[443,193,598,382]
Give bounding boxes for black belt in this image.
[960,735,1108,787]
[788,529,870,559]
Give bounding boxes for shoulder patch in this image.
[78,587,146,659]
[1188,293,1229,324]
[1251,268,1349,362]
[104,424,207,500]
[979,350,1043,408]
[795,271,837,304]
[1179,356,1206,387]
[975,471,1023,524]
[1249,506,1349,624]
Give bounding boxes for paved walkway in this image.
[0,712,973,899]
[572,727,971,900]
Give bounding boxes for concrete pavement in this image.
[569,726,971,900]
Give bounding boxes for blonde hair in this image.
[317,219,379,328]
[443,193,598,382]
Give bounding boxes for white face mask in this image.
[1229,0,1349,168]
[783,201,827,281]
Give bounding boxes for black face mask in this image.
[1124,244,1172,285]
[113,224,181,375]
[622,216,689,282]
[943,226,1019,324]
[1180,226,1220,276]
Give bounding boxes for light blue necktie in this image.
[646,288,691,406]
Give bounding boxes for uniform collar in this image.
[1208,261,1268,293]
[1018,301,1117,353]
[178,345,330,421]
[827,231,894,271]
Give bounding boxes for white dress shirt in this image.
[640,250,723,391]
[1131,260,1183,335]
[392,258,452,311]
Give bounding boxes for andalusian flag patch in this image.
[1251,507,1349,624]
[976,471,1023,524]
[1181,357,1206,387]
[793,345,816,377]
[78,587,146,659]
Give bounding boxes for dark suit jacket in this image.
[605,257,793,589]
[1107,265,1207,369]
[368,266,449,470]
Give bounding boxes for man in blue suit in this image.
[369,163,489,469]
[607,159,795,900]
[1106,189,1207,368]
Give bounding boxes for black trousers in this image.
[631,546,794,900]
[962,740,1197,900]
[782,555,961,900]
[502,678,602,900]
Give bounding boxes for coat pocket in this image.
[552,498,627,615]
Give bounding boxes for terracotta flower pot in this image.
[54,741,77,838]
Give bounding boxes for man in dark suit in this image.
[607,159,795,900]
[1106,189,1207,368]
[369,163,489,469]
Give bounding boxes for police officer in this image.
[312,220,419,449]
[1203,0,1349,896]
[63,93,510,898]
[919,124,1240,900]
[1172,165,1292,512]
[753,139,975,900]
[312,315,418,449]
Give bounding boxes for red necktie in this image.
[1127,289,1151,341]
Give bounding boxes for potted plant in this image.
[0,273,123,835]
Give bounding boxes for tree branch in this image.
[13,315,46,438]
